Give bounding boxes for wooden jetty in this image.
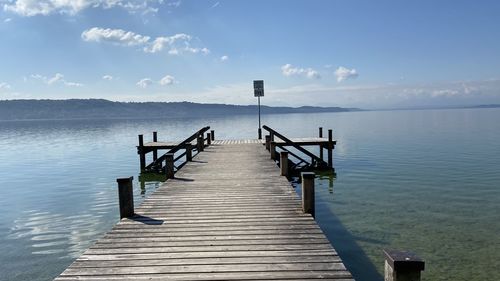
[138,126,336,175]
[55,126,355,280]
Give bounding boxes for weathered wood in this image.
[301,172,315,218]
[56,142,351,281]
[319,127,324,160]
[265,135,271,151]
[206,133,211,146]
[384,250,425,281]
[270,141,277,160]
[116,177,134,219]
[328,129,333,168]
[197,135,204,152]
[152,132,158,161]
[165,153,174,179]
[280,151,289,176]
[185,143,192,161]
[138,135,145,171]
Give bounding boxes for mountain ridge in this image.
[0,99,360,120]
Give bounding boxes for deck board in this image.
[55,142,352,280]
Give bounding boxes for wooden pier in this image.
[55,128,354,280]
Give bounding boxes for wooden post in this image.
[270,141,277,160]
[207,133,211,146]
[319,127,324,161]
[383,250,425,281]
[301,172,315,218]
[185,142,192,161]
[138,134,145,171]
[152,131,158,161]
[270,132,274,141]
[211,130,215,141]
[280,151,289,176]
[265,135,271,151]
[116,177,134,219]
[328,129,333,168]
[197,135,204,152]
[165,153,174,179]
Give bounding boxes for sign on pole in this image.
[253,80,264,97]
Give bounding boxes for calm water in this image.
[0,109,499,281]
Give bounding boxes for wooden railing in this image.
[262,125,329,169]
[140,126,211,173]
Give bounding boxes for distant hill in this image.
[0,99,360,120]
[462,104,500,109]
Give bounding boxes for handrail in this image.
[146,126,210,171]
[262,125,327,167]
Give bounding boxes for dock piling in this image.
[116,177,134,219]
[280,151,289,176]
[207,133,211,146]
[265,135,271,151]
[165,153,174,178]
[319,127,324,160]
[152,131,158,161]
[210,130,215,141]
[270,141,277,160]
[185,143,192,161]
[383,249,425,281]
[301,172,315,218]
[328,129,333,168]
[197,135,204,152]
[138,135,145,171]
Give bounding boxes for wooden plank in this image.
[55,142,351,281]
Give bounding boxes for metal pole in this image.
[258,96,262,139]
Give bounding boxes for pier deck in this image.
[55,140,352,280]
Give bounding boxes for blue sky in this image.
[0,0,499,108]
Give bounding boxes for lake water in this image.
[0,108,499,281]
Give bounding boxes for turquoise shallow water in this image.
[0,108,499,280]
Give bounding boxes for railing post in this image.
[270,141,277,160]
[116,177,134,219]
[165,153,174,179]
[280,151,289,176]
[319,127,324,161]
[152,131,158,161]
[138,134,146,171]
[301,172,315,218]
[265,135,271,151]
[197,135,204,152]
[383,250,425,281]
[185,142,192,161]
[328,129,333,168]
[207,132,211,146]
[270,132,274,141]
[210,130,215,141]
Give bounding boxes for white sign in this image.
[253,80,264,97]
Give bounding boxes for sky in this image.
[0,0,500,109]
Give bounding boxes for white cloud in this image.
[220,55,229,62]
[4,18,12,22]
[47,73,64,85]
[136,78,153,88]
[159,75,176,86]
[3,0,163,17]
[167,1,181,8]
[334,66,358,82]
[144,33,191,53]
[0,82,11,90]
[281,64,320,79]
[82,27,150,46]
[30,73,83,87]
[82,27,209,55]
[211,2,220,8]
[102,75,113,81]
